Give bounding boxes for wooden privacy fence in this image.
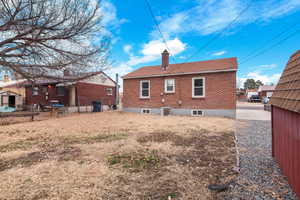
[272,106,300,198]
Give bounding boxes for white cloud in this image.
[247,72,281,84]
[257,64,277,70]
[123,45,133,55]
[128,38,186,66]
[261,0,300,20]
[142,38,186,56]
[100,0,127,29]
[152,0,300,38]
[212,51,227,56]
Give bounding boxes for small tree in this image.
[244,79,256,89]
[244,79,264,89]
[0,0,110,81]
[255,80,264,88]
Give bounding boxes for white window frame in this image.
[191,109,204,116]
[106,88,113,96]
[141,108,151,114]
[140,80,150,98]
[192,77,205,98]
[164,79,175,93]
[32,87,39,96]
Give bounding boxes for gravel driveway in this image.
[224,102,297,199]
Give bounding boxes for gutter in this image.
[122,69,237,79]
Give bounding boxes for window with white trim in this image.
[106,88,113,96]
[165,79,175,93]
[191,110,203,116]
[32,87,39,96]
[141,108,151,114]
[140,80,150,98]
[192,77,205,97]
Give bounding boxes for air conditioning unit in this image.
[161,107,171,116]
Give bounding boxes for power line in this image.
[184,0,253,63]
[240,28,300,64]
[144,0,177,63]
[239,21,300,63]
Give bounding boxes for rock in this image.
[208,184,229,192]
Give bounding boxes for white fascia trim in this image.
[122,69,236,79]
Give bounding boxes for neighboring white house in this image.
[246,89,258,99]
[258,85,276,98]
[0,91,23,110]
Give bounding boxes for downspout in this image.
[116,73,119,109]
[75,85,80,113]
[271,105,274,157]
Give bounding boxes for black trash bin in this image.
[92,101,102,112]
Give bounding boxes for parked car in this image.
[248,95,261,102]
[262,97,270,104]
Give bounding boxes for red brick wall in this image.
[123,72,236,109]
[76,82,116,106]
[26,84,69,106]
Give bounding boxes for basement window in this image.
[191,110,204,116]
[141,108,151,114]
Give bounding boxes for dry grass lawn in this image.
[0,111,237,200]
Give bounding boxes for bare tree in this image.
[0,0,110,81]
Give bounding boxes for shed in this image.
[0,91,23,110]
[270,49,300,198]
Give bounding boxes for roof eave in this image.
[122,69,237,79]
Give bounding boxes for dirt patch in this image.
[137,129,211,148]
[0,133,127,154]
[0,146,83,172]
[102,172,181,200]
[61,133,128,145]
[0,137,38,153]
[56,146,82,162]
[0,151,47,172]
[137,131,178,143]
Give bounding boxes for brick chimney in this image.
[3,74,9,82]
[161,49,169,71]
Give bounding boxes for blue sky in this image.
[1,0,299,88]
[102,0,300,88]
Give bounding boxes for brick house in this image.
[122,50,237,118]
[25,71,117,108]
